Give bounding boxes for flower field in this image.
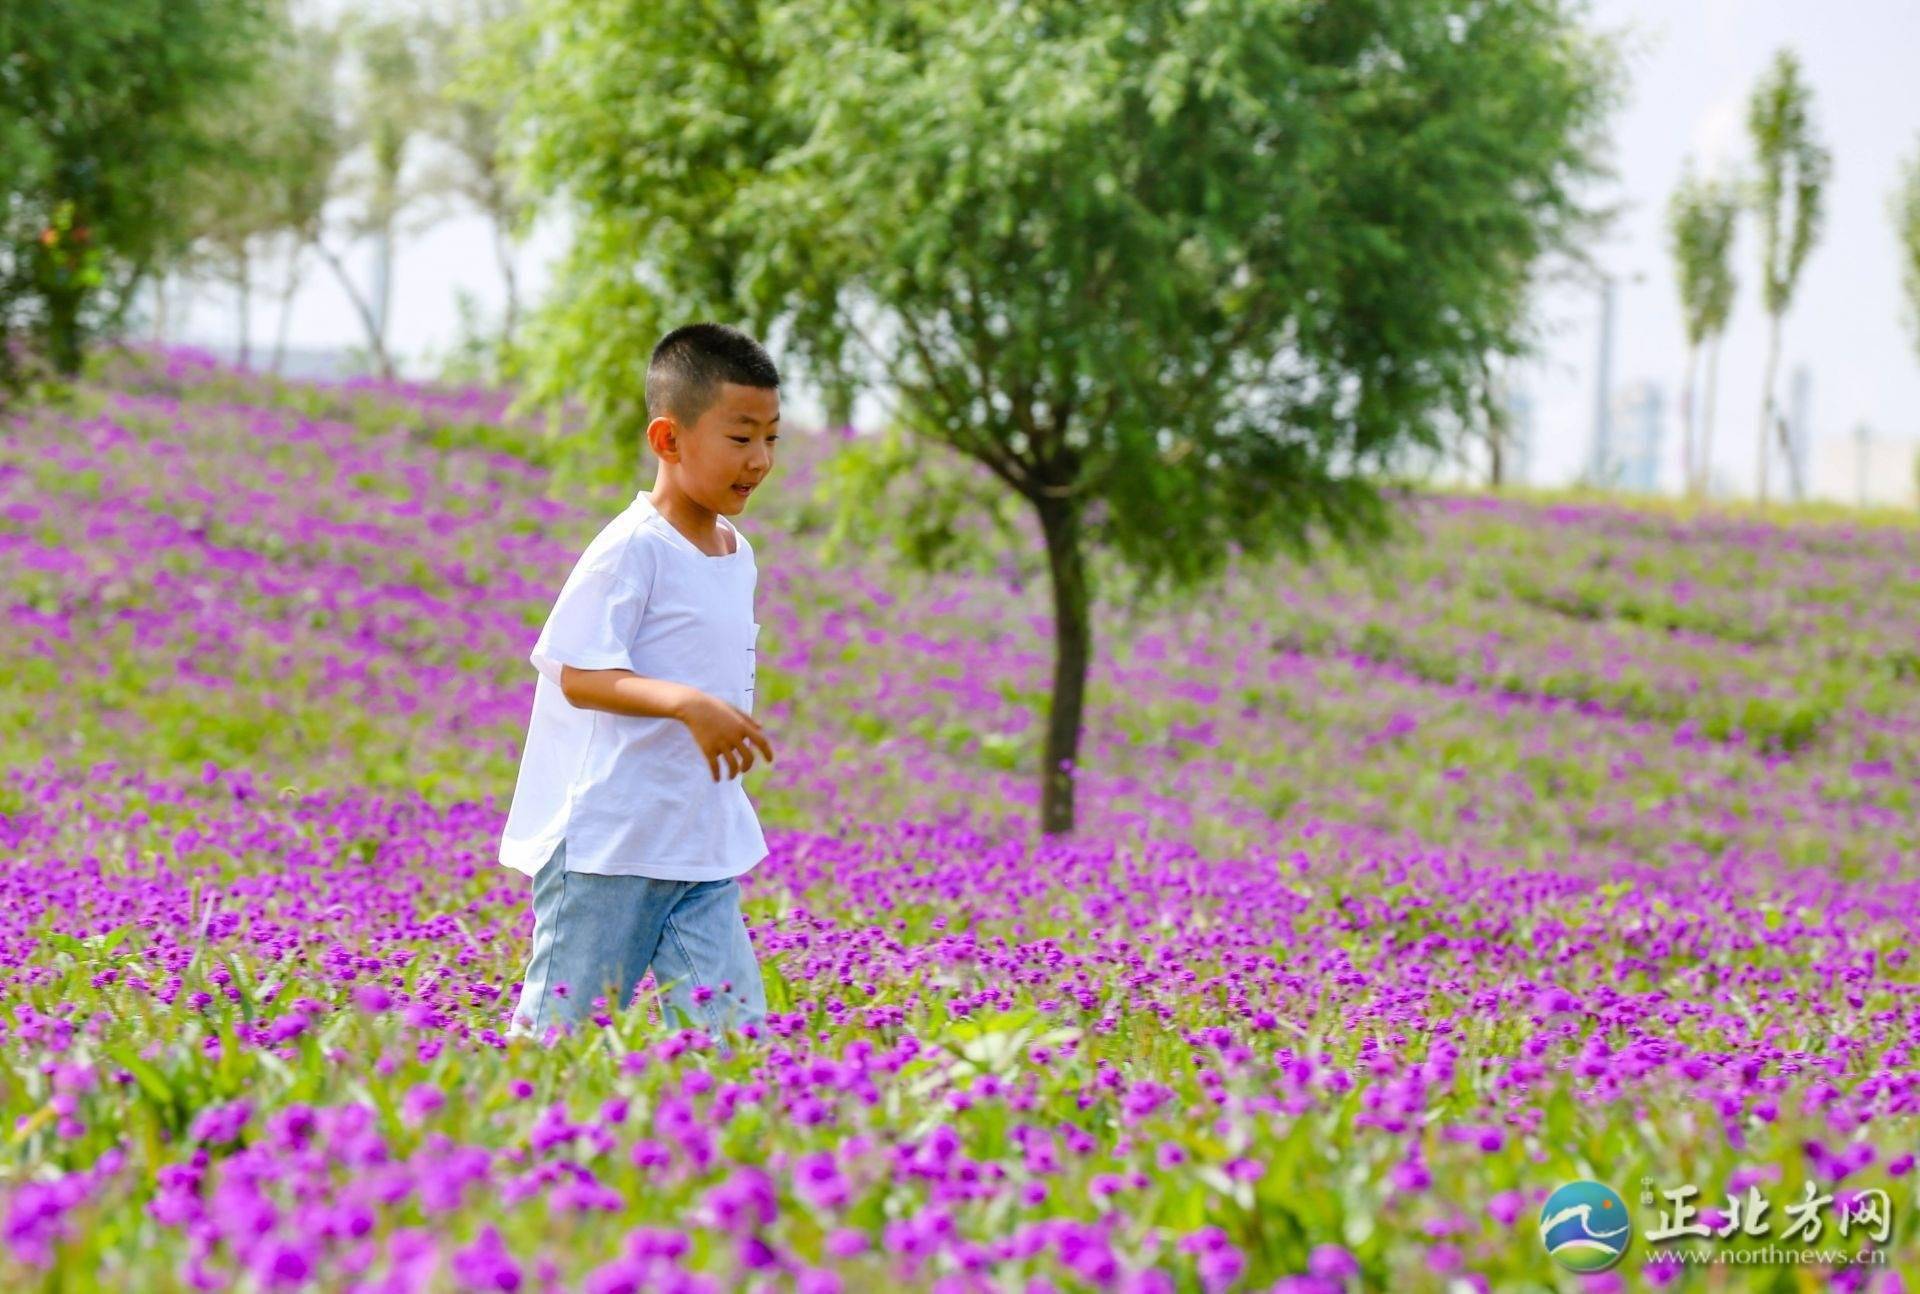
[1,346,1917,1291]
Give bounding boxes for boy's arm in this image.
[560,666,774,781]
[559,665,695,720]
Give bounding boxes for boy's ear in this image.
[645,415,682,462]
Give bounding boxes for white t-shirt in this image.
[497,492,767,880]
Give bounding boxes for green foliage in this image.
[305,3,448,380]
[0,0,276,384]
[1666,160,1740,499]
[1893,137,1920,367]
[1667,162,1740,350]
[504,0,1622,589]
[421,0,537,369]
[1745,47,1829,504]
[811,425,1038,580]
[176,9,346,366]
[1747,49,1831,321]
[497,0,1623,828]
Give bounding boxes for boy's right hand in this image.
[677,690,775,781]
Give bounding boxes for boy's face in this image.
[652,382,779,516]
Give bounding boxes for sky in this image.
[171,0,1920,503]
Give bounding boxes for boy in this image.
[500,322,780,1042]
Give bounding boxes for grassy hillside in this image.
[0,346,1914,1289]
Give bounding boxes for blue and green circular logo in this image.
[1539,1179,1632,1272]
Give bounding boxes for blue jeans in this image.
[509,837,768,1040]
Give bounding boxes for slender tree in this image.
[265,19,348,375]
[316,7,437,378]
[421,0,535,360]
[1666,161,1739,499]
[1479,366,1515,491]
[179,7,343,370]
[1895,138,1920,367]
[1746,49,1830,506]
[1896,139,1920,511]
[1464,350,1530,492]
[503,0,1621,834]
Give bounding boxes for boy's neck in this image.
[648,479,731,553]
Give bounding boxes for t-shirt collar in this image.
[634,491,740,558]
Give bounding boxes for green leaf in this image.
[105,1044,176,1110]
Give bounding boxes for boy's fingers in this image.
[750,731,774,762]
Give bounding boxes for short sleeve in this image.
[528,562,650,690]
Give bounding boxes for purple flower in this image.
[400,1084,445,1125]
[450,1225,523,1291]
[793,1150,849,1209]
[1388,1158,1431,1193]
[702,1167,777,1234]
[1308,1245,1360,1281]
[189,1099,253,1147]
[824,1228,868,1259]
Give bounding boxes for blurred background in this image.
[8,0,1920,506]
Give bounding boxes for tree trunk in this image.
[1034,496,1090,836]
[236,247,252,371]
[1679,343,1698,499]
[1776,411,1803,501]
[45,286,85,376]
[1757,312,1781,506]
[270,251,303,376]
[1699,337,1722,499]
[151,275,170,343]
[1487,418,1505,490]
[316,240,395,379]
[372,223,394,362]
[492,220,520,349]
[825,375,858,431]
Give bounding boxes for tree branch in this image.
[890,307,1034,492]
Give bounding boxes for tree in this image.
[422,0,537,362]
[315,5,438,379]
[1897,140,1920,514]
[1894,137,1920,369]
[177,8,345,370]
[262,18,349,375]
[1666,161,1739,499]
[503,0,1622,834]
[0,0,272,391]
[1470,363,1525,491]
[1746,48,1830,506]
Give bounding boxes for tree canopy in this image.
[502,0,1622,831]
[1666,162,1739,498]
[0,0,272,386]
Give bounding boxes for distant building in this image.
[1605,380,1664,492]
[1807,424,1920,509]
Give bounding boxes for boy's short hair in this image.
[645,323,781,427]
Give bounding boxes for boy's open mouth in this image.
[732,484,755,496]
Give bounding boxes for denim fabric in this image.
[509,837,767,1041]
